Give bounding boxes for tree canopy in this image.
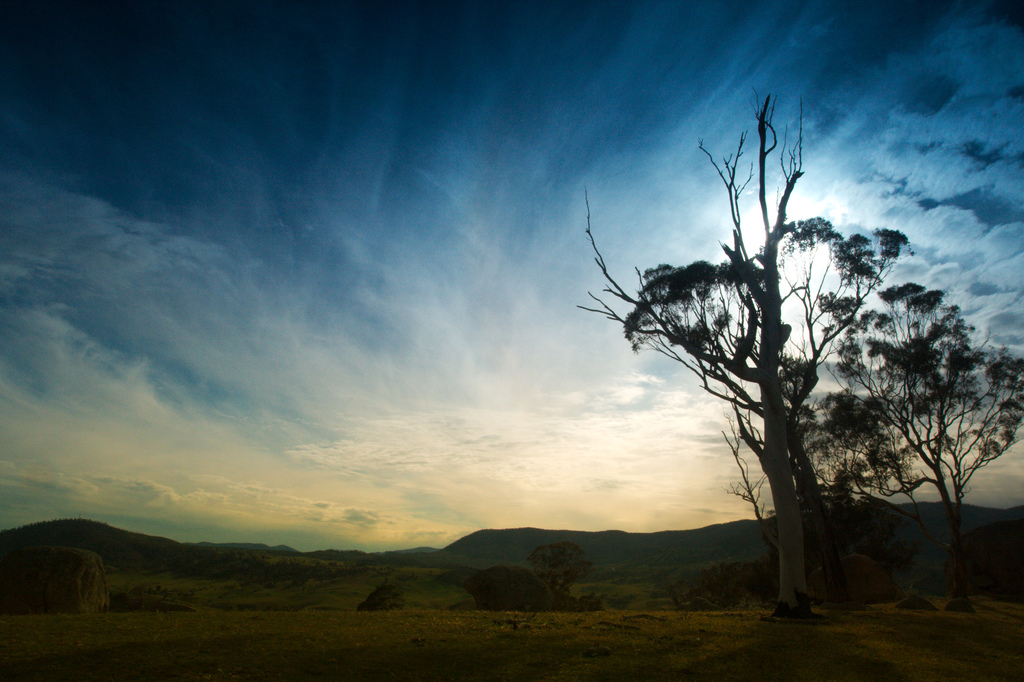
[820,283,1024,598]
[582,94,909,614]
[527,540,592,608]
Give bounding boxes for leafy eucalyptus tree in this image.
[820,283,1024,598]
[582,95,908,615]
[527,541,593,609]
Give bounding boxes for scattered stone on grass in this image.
[820,602,868,611]
[583,646,611,657]
[493,616,534,630]
[597,620,640,630]
[759,614,828,624]
[895,594,937,611]
[680,597,720,611]
[944,597,975,613]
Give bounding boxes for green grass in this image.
[105,565,469,611]
[2,599,1021,681]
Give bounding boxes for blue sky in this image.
[1,0,1022,550]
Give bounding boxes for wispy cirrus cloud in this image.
[0,0,1020,549]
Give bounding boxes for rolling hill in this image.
[434,520,765,569]
[0,518,189,572]
[188,541,299,553]
[2,502,1021,586]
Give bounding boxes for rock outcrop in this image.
[357,582,404,611]
[944,597,975,613]
[895,594,937,611]
[0,546,109,614]
[679,596,721,611]
[954,518,1024,598]
[807,554,903,604]
[462,565,554,611]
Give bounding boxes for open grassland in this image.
[105,565,469,612]
[104,566,679,612]
[2,599,1022,681]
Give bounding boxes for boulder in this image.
[954,518,1024,599]
[0,546,109,614]
[895,594,937,611]
[944,597,975,613]
[807,554,904,604]
[680,597,720,612]
[462,565,554,612]
[357,582,404,611]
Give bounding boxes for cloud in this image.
[0,1,1021,549]
[918,187,1024,228]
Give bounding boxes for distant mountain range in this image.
[187,541,299,553]
[1,503,1021,583]
[436,520,765,570]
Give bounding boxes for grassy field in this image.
[105,565,470,612]
[2,598,1022,681]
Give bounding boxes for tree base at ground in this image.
[770,591,817,619]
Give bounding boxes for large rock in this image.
[357,582,404,611]
[679,596,720,612]
[896,594,937,610]
[954,518,1024,598]
[462,565,554,612]
[807,554,903,604]
[0,546,109,614]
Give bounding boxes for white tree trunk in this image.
[762,391,810,616]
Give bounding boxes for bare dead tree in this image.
[581,94,909,616]
[725,414,778,550]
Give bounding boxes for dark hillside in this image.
[891,502,1024,593]
[0,518,185,571]
[189,542,298,553]
[895,502,1024,557]
[4,504,1020,597]
[0,519,368,586]
[436,520,765,569]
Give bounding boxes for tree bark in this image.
[939,492,970,599]
[948,534,971,599]
[789,430,850,603]
[761,399,812,617]
[754,152,814,617]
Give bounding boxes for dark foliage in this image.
[668,556,777,609]
[527,541,593,609]
[815,487,918,574]
[824,283,1024,597]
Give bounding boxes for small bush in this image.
[668,556,776,609]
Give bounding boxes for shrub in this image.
[669,556,776,609]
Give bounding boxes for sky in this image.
[1,0,1022,551]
